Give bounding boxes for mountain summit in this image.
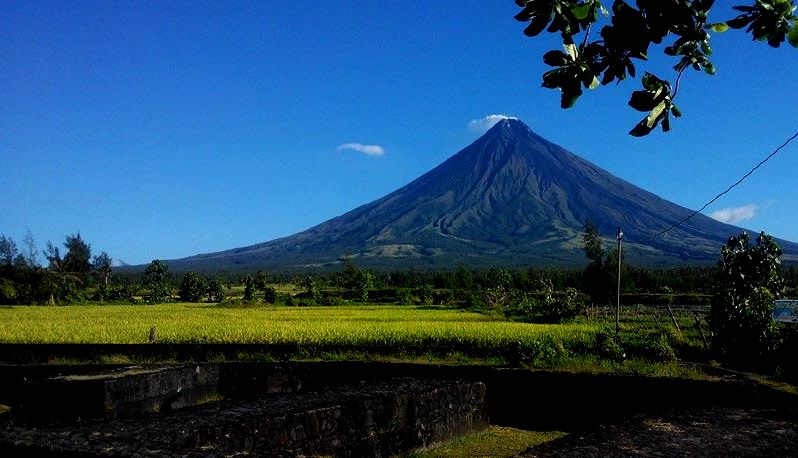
[171,118,798,270]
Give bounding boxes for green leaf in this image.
[514,5,535,21]
[543,50,570,66]
[629,118,655,137]
[628,90,657,111]
[542,69,562,88]
[564,42,578,59]
[561,91,581,108]
[709,23,730,32]
[523,12,552,37]
[588,75,600,89]
[661,112,671,132]
[645,101,667,128]
[571,4,590,20]
[726,16,754,29]
[788,22,798,47]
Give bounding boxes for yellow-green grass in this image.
[406,426,566,457]
[0,304,600,351]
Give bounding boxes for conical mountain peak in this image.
[168,122,798,270]
[482,117,534,143]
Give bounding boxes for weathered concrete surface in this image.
[17,364,219,423]
[0,378,488,457]
[217,361,798,430]
[1,361,796,456]
[519,407,798,457]
[3,361,796,429]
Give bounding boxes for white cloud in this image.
[467,114,518,133]
[336,143,385,156]
[709,204,757,224]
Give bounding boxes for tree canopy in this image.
[63,233,92,282]
[710,231,785,364]
[144,260,171,303]
[513,0,798,136]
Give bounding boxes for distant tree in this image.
[513,0,798,135]
[395,288,412,305]
[341,257,360,287]
[144,260,171,303]
[479,269,514,309]
[0,235,19,266]
[350,270,374,302]
[44,241,61,270]
[242,275,255,301]
[710,231,785,364]
[92,252,113,286]
[582,219,605,264]
[22,230,39,267]
[179,271,206,302]
[418,283,435,305]
[303,275,321,303]
[40,240,84,303]
[582,219,608,302]
[254,270,269,291]
[0,278,16,304]
[454,265,474,290]
[262,285,277,304]
[63,233,92,283]
[207,278,226,303]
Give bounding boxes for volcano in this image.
[168,118,798,271]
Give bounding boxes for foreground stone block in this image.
[18,364,219,423]
[1,378,487,457]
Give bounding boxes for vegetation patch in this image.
[406,426,566,458]
[0,303,719,378]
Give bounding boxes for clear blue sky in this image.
[2,1,797,265]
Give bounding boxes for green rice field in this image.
[0,304,599,353]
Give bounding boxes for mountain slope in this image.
[169,119,798,270]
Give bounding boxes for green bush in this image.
[320,294,345,306]
[595,331,626,361]
[218,298,260,308]
[0,278,18,304]
[503,287,585,323]
[417,284,434,305]
[93,283,136,303]
[179,272,206,302]
[262,286,277,304]
[394,288,412,305]
[710,232,784,365]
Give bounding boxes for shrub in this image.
[242,275,255,301]
[262,286,277,304]
[320,294,345,307]
[503,286,585,323]
[94,283,137,303]
[179,272,206,302]
[417,284,434,305]
[710,231,785,365]
[394,288,412,305]
[207,279,226,303]
[595,331,625,361]
[0,278,16,304]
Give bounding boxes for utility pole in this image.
[616,227,623,338]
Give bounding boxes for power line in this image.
[651,128,798,239]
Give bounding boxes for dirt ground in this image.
[519,407,798,457]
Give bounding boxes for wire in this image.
[651,128,798,239]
